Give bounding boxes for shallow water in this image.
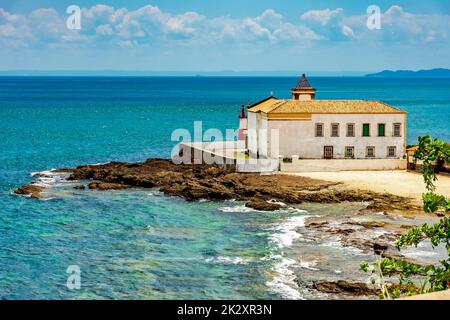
[1,177,368,300]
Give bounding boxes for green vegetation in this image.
[361,135,450,299]
[234,151,250,159]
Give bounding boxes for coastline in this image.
[15,158,421,213]
[14,158,449,299]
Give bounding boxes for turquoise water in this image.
[0,77,449,299]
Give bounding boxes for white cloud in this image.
[300,6,450,43]
[95,24,114,36]
[29,8,65,40]
[0,8,31,46]
[217,9,320,42]
[0,5,449,48]
[300,8,348,41]
[301,8,344,26]
[166,12,205,37]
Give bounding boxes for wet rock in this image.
[14,184,46,199]
[88,182,130,190]
[245,200,282,211]
[307,221,329,227]
[51,168,73,174]
[32,173,53,178]
[373,242,389,254]
[19,158,418,214]
[350,221,387,228]
[73,185,86,190]
[312,280,379,296]
[373,242,404,260]
[305,215,410,261]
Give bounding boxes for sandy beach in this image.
[284,170,450,205]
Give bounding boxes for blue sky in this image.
[1,0,450,72]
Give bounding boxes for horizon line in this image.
[1,68,448,77]
[0,70,370,74]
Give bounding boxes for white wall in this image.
[237,159,279,173]
[257,118,269,158]
[280,158,407,172]
[248,112,269,158]
[268,114,405,159]
[247,112,258,157]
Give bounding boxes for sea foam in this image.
[205,256,251,265]
[266,212,315,300]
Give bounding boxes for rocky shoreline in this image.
[16,158,420,213]
[15,158,430,299]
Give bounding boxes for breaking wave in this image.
[265,213,315,300]
[218,204,258,213]
[205,256,251,265]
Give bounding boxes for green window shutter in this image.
[378,124,385,136]
[363,124,370,136]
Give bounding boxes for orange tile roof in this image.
[248,97,406,114]
[406,146,419,151]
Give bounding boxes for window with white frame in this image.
[393,123,402,137]
[315,123,324,137]
[346,123,355,137]
[345,146,355,158]
[331,123,339,137]
[387,146,397,157]
[366,146,375,158]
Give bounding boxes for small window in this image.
[345,146,355,158]
[366,146,375,158]
[315,123,324,137]
[331,124,339,137]
[362,123,370,137]
[393,123,402,137]
[378,124,386,137]
[387,146,397,158]
[346,124,355,137]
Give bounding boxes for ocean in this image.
[0,76,449,299]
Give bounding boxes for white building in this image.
[244,74,407,171]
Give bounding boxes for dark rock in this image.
[14,184,45,199]
[73,185,85,190]
[374,243,404,260]
[51,168,73,173]
[312,280,379,296]
[19,158,418,214]
[88,182,130,190]
[350,221,387,228]
[373,242,389,255]
[245,200,282,211]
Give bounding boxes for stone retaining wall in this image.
[280,156,407,172]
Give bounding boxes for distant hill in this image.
[366,68,450,78]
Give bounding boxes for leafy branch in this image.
[361,135,450,298]
[414,135,450,192]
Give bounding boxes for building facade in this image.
[246,74,407,163]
